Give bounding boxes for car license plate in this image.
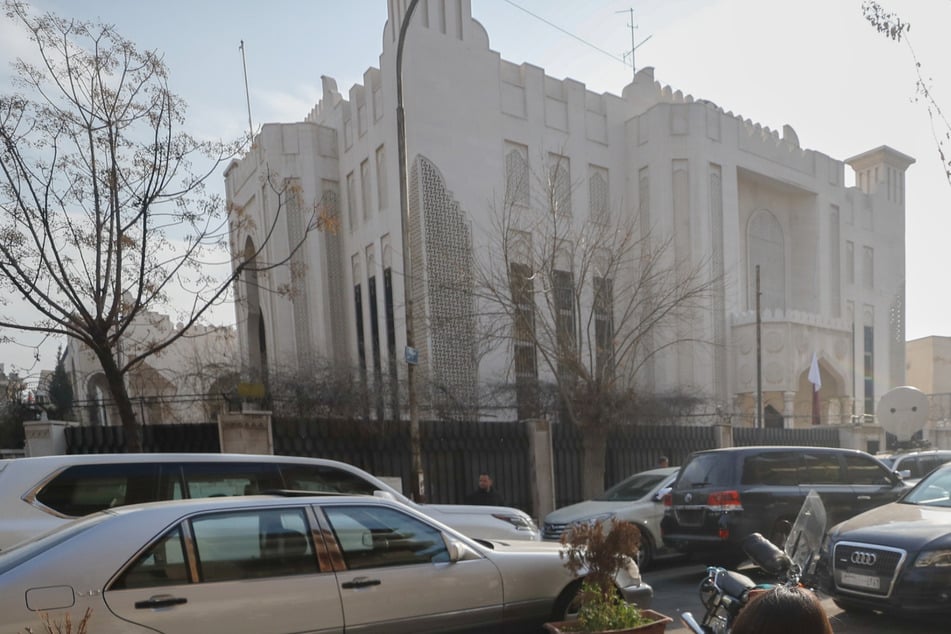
[840,571,880,590]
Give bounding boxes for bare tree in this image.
[477,154,717,498]
[0,2,329,448]
[863,1,951,185]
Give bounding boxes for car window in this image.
[323,505,449,570]
[182,462,283,497]
[597,473,667,501]
[111,525,189,590]
[279,464,378,495]
[190,508,318,582]
[741,452,801,486]
[678,454,733,488]
[34,463,168,516]
[904,468,951,506]
[842,453,892,485]
[801,452,842,484]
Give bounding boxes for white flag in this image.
[808,352,822,392]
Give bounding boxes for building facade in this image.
[225,0,910,428]
[65,309,238,427]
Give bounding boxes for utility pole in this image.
[396,0,424,502]
[755,265,763,428]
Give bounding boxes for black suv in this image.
[660,446,908,564]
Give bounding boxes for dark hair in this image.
[731,585,833,634]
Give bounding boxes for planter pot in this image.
[543,609,673,634]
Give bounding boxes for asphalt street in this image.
[643,558,947,633]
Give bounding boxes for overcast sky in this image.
[0,0,948,382]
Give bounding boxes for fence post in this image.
[525,418,555,524]
[218,410,273,454]
[23,419,76,456]
[713,421,733,449]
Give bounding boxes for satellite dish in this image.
[877,386,928,442]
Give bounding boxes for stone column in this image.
[23,420,75,457]
[783,391,796,429]
[525,418,555,525]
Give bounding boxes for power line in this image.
[501,0,629,67]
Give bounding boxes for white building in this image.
[225,0,911,428]
[65,309,238,426]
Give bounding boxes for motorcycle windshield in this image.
[783,489,827,575]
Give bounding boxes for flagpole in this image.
[755,265,762,429]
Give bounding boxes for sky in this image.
[0,0,948,383]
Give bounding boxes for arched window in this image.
[748,210,785,311]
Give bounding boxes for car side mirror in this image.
[897,469,911,480]
[373,490,397,501]
[653,487,672,502]
[446,538,476,563]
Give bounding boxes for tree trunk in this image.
[94,347,142,452]
[581,425,610,500]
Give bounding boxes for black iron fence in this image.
[64,418,843,518]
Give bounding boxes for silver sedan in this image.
[0,494,651,633]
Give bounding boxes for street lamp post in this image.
[396,0,424,502]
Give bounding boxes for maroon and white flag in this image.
[808,353,821,425]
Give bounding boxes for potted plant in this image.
[544,519,672,634]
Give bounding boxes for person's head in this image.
[657,456,669,467]
[478,473,493,491]
[731,585,832,634]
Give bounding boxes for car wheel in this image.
[636,528,654,571]
[552,579,585,621]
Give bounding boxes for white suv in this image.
[0,453,538,549]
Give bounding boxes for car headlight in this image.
[573,512,617,528]
[491,513,537,531]
[915,550,951,567]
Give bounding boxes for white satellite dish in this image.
[877,386,928,442]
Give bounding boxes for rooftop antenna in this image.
[239,40,254,144]
[617,8,653,81]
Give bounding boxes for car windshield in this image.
[901,467,951,507]
[0,512,112,575]
[596,473,667,501]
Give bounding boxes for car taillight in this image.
[663,492,672,507]
[707,490,742,510]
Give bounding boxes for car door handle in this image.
[135,595,188,609]
[341,576,382,589]
[857,495,871,500]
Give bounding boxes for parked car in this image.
[542,467,679,570]
[819,462,951,616]
[879,449,951,484]
[661,445,908,565]
[0,453,538,550]
[0,493,652,634]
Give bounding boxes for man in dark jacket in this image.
[465,472,504,506]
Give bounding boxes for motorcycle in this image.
[680,490,827,634]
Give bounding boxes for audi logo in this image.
[850,551,878,566]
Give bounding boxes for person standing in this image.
[465,472,504,506]
[657,456,670,468]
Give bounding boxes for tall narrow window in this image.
[383,267,399,417]
[346,172,357,231]
[509,262,538,420]
[368,275,383,421]
[846,241,854,284]
[504,142,529,208]
[589,166,609,222]
[863,246,874,290]
[376,145,387,211]
[354,283,367,387]
[553,269,576,366]
[549,154,571,216]
[594,276,614,380]
[864,325,874,415]
[360,160,371,222]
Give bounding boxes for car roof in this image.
[689,445,867,455]
[0,453,351,467]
